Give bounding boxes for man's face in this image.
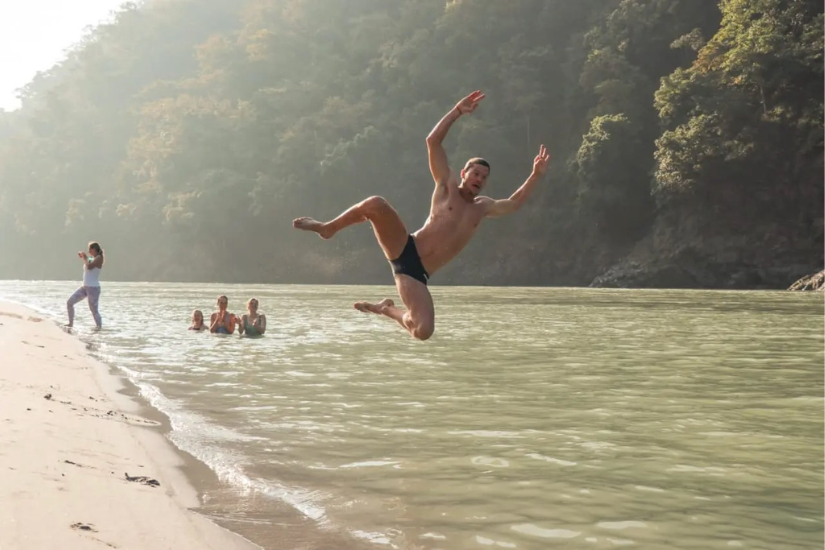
[460,163,490,196]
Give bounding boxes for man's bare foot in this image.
[354,298,394,315]
[292,217,335,239]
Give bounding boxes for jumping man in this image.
[293,91,550,340]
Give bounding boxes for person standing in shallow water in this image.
[237,298,266,337]
[189,310,208,331]
[210,295,236,334]
[66,242,104,329]
[293,91,550,341]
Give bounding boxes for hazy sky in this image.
[0,0,126,111]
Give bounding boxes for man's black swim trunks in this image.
[389,235,429,286]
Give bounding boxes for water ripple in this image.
[0,282,821,550]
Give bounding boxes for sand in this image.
[0,302,260,550]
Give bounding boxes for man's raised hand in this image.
[455,90,485,115]
[533,144,550,176]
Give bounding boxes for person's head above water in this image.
[217,295,228,311]
[192,309,204,325]
[458,158,490,197]
[247,298,259,313]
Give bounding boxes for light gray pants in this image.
[67,286,101,327]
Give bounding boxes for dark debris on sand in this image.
[124,472,160,487]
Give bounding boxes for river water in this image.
[1,281,822,549]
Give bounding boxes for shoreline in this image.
[0,301,261,550]
[1,277,820,291]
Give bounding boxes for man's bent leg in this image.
[354,298,408,330]
[293,196,408,260]
[396,275,435,340]
[354,275,434,341]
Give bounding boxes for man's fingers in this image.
[536,144,550,163]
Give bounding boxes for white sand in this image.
[0,302,260,550]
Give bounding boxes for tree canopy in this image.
[0,0,821,287]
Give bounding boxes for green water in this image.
[1,282,822,549]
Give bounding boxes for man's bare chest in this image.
[431,194,484,228]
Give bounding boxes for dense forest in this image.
[0,0,821,288]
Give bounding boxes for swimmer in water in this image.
[237,298,266,337]
[209,296,236,334]
[189,309,207,331]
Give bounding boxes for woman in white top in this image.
[66,242,104,329]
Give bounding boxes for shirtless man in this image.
[293,91,550,340]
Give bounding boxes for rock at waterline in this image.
[788,270,825,291]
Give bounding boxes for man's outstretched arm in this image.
[484,144,550,218]
[426,91,485,186]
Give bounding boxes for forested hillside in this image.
[0,0,821,288]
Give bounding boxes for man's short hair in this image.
[464,157,491,172]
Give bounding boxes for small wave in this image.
[511,524,581,539]
[350,529,401,547]
[526,453,577,466]
[135,382,329,523]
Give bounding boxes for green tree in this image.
[576,114,653,241]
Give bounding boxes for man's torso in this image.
[413,175,487,275]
